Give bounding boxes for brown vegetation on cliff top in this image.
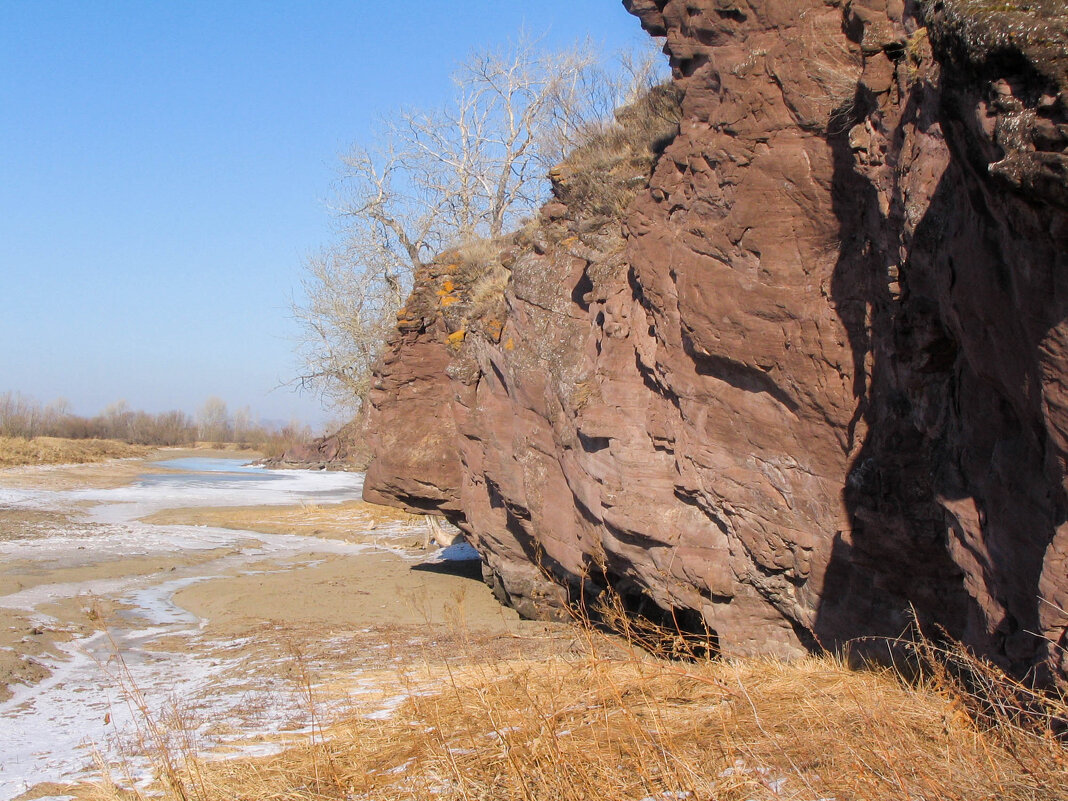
[405,81,683,351]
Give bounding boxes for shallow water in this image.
[0,458,386,800]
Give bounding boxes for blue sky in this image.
[0,1,653,429]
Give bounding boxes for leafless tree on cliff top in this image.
[293,33,666,411]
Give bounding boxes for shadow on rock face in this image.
[816,57,1068,681]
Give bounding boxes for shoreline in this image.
[0,445,262,490]
[0,449,563,793]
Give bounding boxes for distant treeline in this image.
[0,391,312,452]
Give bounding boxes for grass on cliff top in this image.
[0,435,151,468]
[83,621,1068,801]
[551,82,682,222]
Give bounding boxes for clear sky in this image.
[0,1,653,430]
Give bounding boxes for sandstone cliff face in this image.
[364,0,1068,680]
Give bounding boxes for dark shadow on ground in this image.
[411,559,486,581]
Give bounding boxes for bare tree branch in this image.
[291,33,668,411]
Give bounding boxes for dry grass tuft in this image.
[552,83,682,222]
[0,436,150,468]
[450,238,507,287]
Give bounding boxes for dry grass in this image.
[451,238,507,286]
[553,83,682,222]
[80,618,1068,801]
[0,436,150,468]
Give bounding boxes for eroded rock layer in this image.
[364,0,1068,680]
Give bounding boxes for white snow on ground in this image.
[424,540,481,563]
[0,458,402,801]
[72,458,367,521]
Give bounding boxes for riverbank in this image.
[0,436,150,469]
[0,451,226,704]
[5,453,1064,801]
[0,452,566,800]
[0,445,259,489]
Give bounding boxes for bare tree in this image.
[232,405,254,445]
[0,391,42,438]
[100,399,133,441]
[196,396,231,443]
[293,246,399,407]
[293,34,667,411]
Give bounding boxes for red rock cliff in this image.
[364,0,1068,680]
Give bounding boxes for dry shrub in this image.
[467,262,510,314]
[908,632,1068,777]
[83,615,1068,801]
[450,237,507,287]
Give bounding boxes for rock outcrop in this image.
[263,414,371,471]
[363,0,1068,681]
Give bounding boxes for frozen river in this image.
[0,457,405,800]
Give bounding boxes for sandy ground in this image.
[133,477,540,638]
[0,449,561,708]
[174,550,516,631]
[0,448,571,800]
[140,498,427,544]
[0,450,248,702]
